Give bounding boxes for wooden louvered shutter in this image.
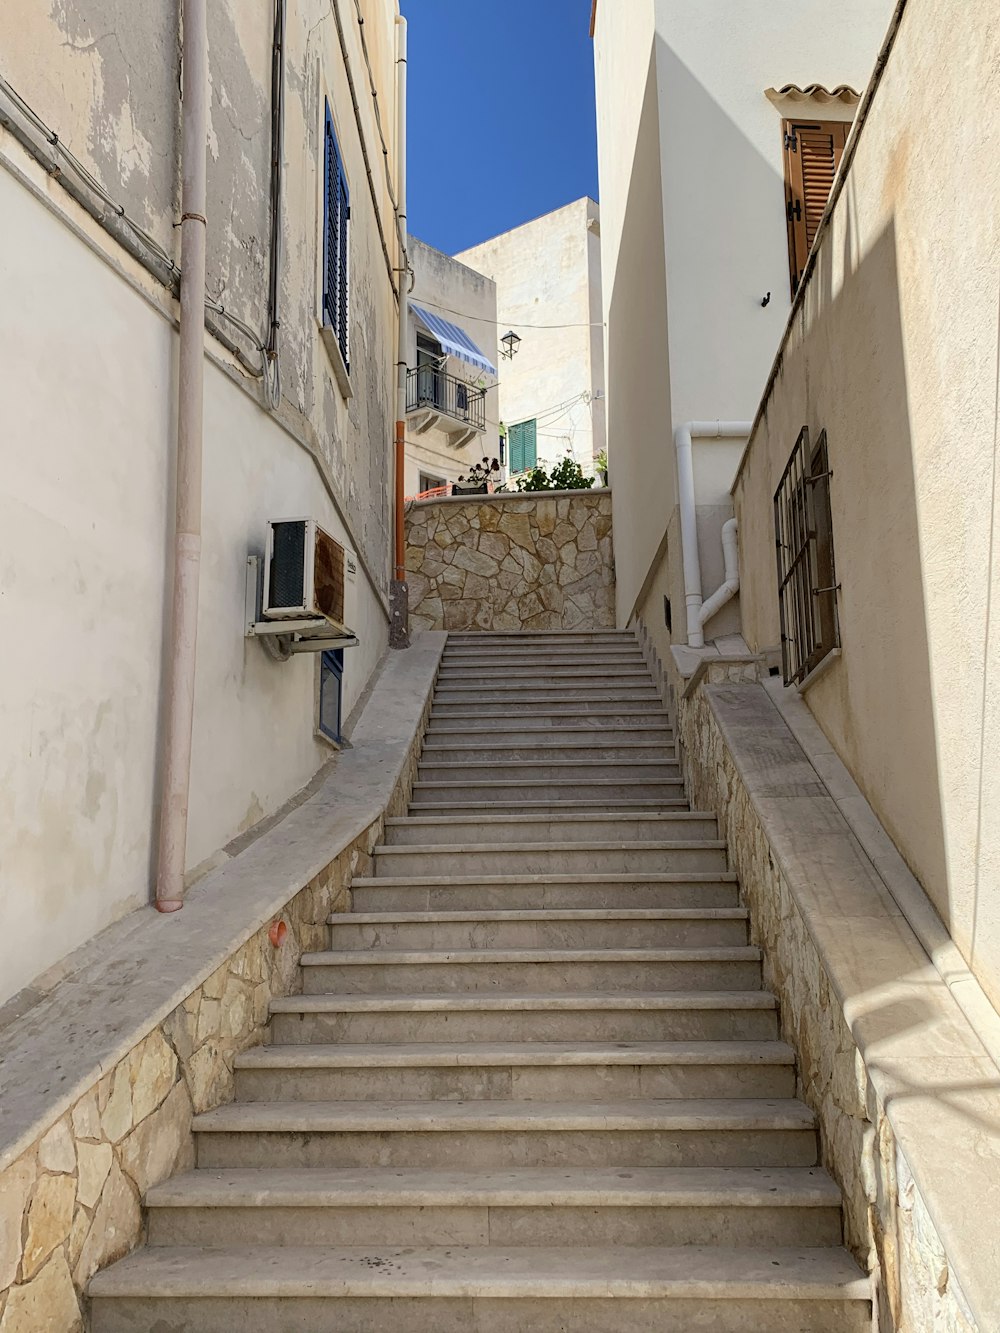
[783,120,849,295]
[522,418,537,469]
[509,420,537,473]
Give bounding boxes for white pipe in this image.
[156,0,209,912]
[391,15,408,595]
[674,421,752,648]
[394,14,408,426]
[699,517,740,626]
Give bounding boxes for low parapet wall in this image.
[406,489,615,632]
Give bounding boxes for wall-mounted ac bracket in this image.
[245,555,358,661]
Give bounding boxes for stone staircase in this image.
[90,630,871,1331]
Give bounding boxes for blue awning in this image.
[411,303,497,376]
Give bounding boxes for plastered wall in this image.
[733,0,1000,1006]
[0,0,401,1004]
[405,237,500,496]
[457,198,606,475]
[593,0,894,627]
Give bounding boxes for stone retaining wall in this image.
[0,678,434,1330]
[406,490,614,632]
[666,661,977,1333]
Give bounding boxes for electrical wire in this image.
[414,293,605,331]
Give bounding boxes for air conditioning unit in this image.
[262,519,356,636]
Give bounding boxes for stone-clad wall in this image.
[670,670,977,1333]
[0,714,430,1330]
[406,490,615,632]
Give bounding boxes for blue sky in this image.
[400,0,598,256]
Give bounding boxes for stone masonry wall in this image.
[406,490,615,632]
[671,671,976,1333]
[0,706,429,1330]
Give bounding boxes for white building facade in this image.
[404,237,500,497]
[458,197,605,480]
[592,0,894,641]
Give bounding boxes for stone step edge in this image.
[235,1040,796,1070]
[374,840,726,855]
[405,802,691,813]
[411,781,685,791]
[386,813,713,827]
[89,1243,868,1302]
[191,1097,817,1134]
[330,908,746,924]
[146,1165,841,1210]
[299,947,761,966]
[269,990,778,1014]
[350,871,738,886]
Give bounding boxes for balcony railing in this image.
[406,365,486,433]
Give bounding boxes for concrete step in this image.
[411,779,685,806]
[437,667,652,686]
[440,655,647,673]
[384,813,715,846]
[430,703,670,722]
[417,762,681,786]
[326,909,748,952]
[90,1244,870,1333]
[269,991,780,1045]
[447,631,637,645]
[144,1165,842,1249]
[298,947,762,994]
[372,841,727,877]
[350,871,740,912]
[191,1097,818,1169]
[434,684,662,703]
[424,724,674,745]
[233,1041,795,1102]
[408,799,692,816]
[420,740,676,763]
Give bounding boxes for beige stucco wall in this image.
[0,0,401,1005]
[457,198,606,475]
[733,0,1000,1005]
[405,237,500,496]
[407,491,615,632]
[593,0,894,631]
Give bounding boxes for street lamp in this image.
[500,329,521,360]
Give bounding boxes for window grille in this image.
[773,427,839,685]
[323,104,350,369]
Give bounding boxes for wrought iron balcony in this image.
[406,365,486,433]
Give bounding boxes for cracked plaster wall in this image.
[0,0,401,1004]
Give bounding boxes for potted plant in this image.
[452,457,500,495]
[595,448,609,487]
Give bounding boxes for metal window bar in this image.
[406,365,486,432]
[774,427,840,685]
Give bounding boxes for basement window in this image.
[318,648,345,744]
[773,427,839,686]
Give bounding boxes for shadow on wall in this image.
[606,49,673,626]
[735,214,950,960]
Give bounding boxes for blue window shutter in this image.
[323,105,350,370]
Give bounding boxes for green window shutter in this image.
[523,418,537,469]
[509,419,537,472]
